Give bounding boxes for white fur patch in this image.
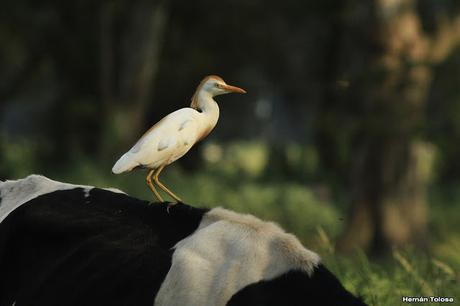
[154,207,321,306]
[0,175,125,223]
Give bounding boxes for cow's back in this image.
[0,175,367,306]
[0,176,207,306]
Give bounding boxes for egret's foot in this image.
[166,202,178,214]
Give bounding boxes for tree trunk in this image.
[336,0,459,254]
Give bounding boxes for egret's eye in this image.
[215,83,221,88]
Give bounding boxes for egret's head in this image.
[191,75,246,110]
[199,75,247,97]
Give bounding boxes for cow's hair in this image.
[0,175,124,223]
[155,207,320,306]
[0,175,367,306]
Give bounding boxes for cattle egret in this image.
[112,75,246,203]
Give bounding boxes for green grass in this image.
[318,238,459,305]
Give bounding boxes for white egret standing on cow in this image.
[112,75,246,203]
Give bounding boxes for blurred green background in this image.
[1,0,459,304]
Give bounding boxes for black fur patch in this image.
[227,264,368,306]
[0,188,207,306]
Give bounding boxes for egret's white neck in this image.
[194,91,219,117]
[193,91,220,136]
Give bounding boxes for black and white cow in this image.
[0,175,367,306]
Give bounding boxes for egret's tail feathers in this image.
[112,154,138,174]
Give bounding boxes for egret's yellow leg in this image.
[146,169,164,202]
[153,165,183,203]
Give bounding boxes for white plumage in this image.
[112,75,246,202]
[112,108,201,174]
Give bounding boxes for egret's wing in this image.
[154,119,196,151]
[179,119,193,131]
[176,119,199,147]
[153,118,199,151]
[157,137,172,151]
[126,108,200,166]
[129,109,193,153]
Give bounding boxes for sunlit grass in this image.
[316,232,459,306]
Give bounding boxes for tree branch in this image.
[428,14,460,63]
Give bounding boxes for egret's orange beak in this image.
[222,84,247,94]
